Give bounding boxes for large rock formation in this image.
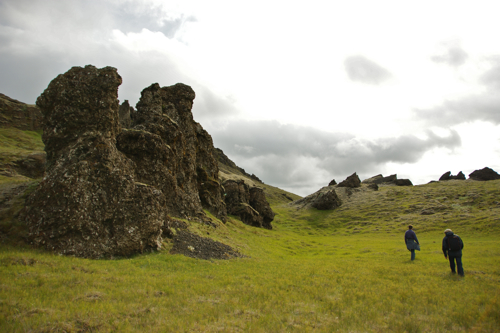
[439,171,466,181]
[0,93,43,131]
[291,187,342,211]
[310,190,342,210]
[337,172,361,188]
[468,167,500,181]
[24,65,167,258]
[24,65,228,258]
[223,180,274,229]
[117,82,226,222]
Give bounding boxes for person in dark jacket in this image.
[442,229,464,276]
[404,225,420,261]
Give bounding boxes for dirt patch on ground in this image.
[170,230,245,260]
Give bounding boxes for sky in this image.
[1,0,500,196]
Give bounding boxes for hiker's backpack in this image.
[447,235,461,251]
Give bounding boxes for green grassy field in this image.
[1,180,499,332]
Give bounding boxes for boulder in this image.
[222,179,274,228]
[468,167,500,181]
[367,183,379,191]
[337,172,361,188]
[361,174,383,184]
[394,179,413,186]
[249,187,275,229]
[310,190,342,210]
[381,174,398,183]
[439,171,466,181]
[328,179,337,186]
[25,65,167,258]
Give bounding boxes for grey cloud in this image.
[414,58,500,126]
[344,55,392,85]
[431,41,468,67]
[480,57,500,90]
[413,95,500,126]
[210,120,461,195]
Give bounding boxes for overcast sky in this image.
[1,0,500,196]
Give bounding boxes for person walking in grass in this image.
[404,224,420,260]
[442,229,464,276]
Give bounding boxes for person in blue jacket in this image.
[404,225,420,260]
[442,229,464,276]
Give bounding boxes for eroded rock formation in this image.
[223,179,274,229]
[337,172,361,188]
[25,65,167,258]
[468,167,500,181]
[24,65,229,258]
[439,171,466,181]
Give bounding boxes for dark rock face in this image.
[439,171,466,181]
[249,187,275,229]
[25,65,167,258]
[0,93,43,131]
[337,172,361,188]
[361,174,383,184]
[469,167,500,181]
[118,83,226,222]
[118,100,134,129]
[310,190,342,210]
[394,179,413,186]
[223,179,274,229]
[328,179,337,186]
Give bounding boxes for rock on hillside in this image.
[24,65,228,258]
[223,179,275,229]
[0,93,42,131]
[439,171,466,181]
[469,167,500,181]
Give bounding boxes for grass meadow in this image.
[1,176,499,332]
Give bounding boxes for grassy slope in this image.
[0,134,499,332]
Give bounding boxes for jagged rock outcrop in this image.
[310,190,342,210]
[118,83,226,221]
[249,187,275,229]
[439,171,466,181]
[394,179,413,186]
[337,172,361,188]
[118,100,134,129]
[25,65,167,258]
[0,93,43,131]
[361,174,383,184]
[468,167,500,181]
[291,186,343,211]
[223,179,274,229]
[328,179,337,186]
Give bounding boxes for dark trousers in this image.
[448,255,464,276]
[410,249,415,260]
